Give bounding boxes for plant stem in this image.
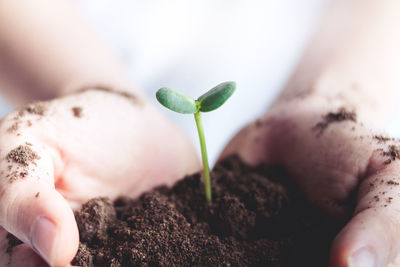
[194,111,212,203]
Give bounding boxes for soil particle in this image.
[382,145,400,164]
[26,103,47,116]
[384,159,392,164]
[374,196,380,202]
[7,122,19,133]
[387,180,400,186]
[6,233,22,254]
[387,197,393,203]
[6,145,40,166]
[255,119,263,127]
[313,107,357,136]
[72,156,337,267]
[72,106,83,118]
[19,103,47,117]
[374,135,396,143]
[75,197,116,245]
[78,86,141,106]
[7,103,47,133]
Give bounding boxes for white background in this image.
[1,0,399,164]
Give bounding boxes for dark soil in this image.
[382,145,400,164]
[5,144,40,183]
[72,156,338,267]
[313,107,357,136]
[6,144,39,167]
[6,233,22,254]
[373,135,396,143]
[72,106,83,118]
[23,103,47,116]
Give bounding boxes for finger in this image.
[330,157,400,267]
[10,244,48,267]
[218,118,277,165]
[387,253,400,267]
[0,227,10,266]
[0,227,47,267]
[0,139,79,266]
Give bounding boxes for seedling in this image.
[156,81,236,203]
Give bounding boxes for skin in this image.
[0,0,400,267]
[0,1,200,266]
[0,90,199,267]
[221,1,400,266]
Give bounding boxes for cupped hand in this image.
[0,88,200,266]
[220,97,400,267]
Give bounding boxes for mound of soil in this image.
[72,156,339,266]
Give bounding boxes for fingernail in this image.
[31,216,58,266]
[348,247,375,267]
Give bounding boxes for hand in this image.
[0,88,199,266]
[220,97,400,267]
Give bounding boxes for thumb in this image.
[330,158,400,267]
[0,140,79,266]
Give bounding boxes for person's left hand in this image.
[220,98,400,267]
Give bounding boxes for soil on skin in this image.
[72,106,83,118]
[383,145,400,164]
[373,135,396,143]
[6,145,39,167]
[313,107,357,136]
[72,156,338,267]
[7,102,47,133]
[6,233,22,254]
[5,143,39,183]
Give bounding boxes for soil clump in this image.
[71,156,338,267]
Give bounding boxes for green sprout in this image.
[156,81,236,203]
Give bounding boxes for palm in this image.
[0,89,199,266]
[221,103,400,267]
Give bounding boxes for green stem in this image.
[194,111,212,203]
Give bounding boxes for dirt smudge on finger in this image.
[6,233,22,254]
[373,135,396,144]
[6,145,40,166]
[17,102,48,118]
[313,107,357,136]
[387,180,400,186]
[5,145,40,183]
[7,122,19,133]
[72,106,83,118]
[382,145,400,165]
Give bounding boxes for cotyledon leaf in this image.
[196,81,236,112]
[156,87,198,114]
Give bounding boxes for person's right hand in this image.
[0,88,200,266]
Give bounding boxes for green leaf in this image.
[156,87,198,114]
[197,81,236,112]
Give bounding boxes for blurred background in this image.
[0,0,399,164]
